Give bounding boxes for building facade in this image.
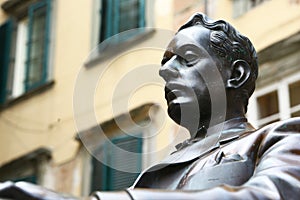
[0,0,186,196]
[173,0,300,129]
[207,0,300,128]
[0,0,299,197]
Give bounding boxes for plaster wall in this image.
[0,0,182,168]
[213,0,300,51]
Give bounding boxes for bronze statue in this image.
[1,13,300,200]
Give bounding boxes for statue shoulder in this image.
[254,117,300,159]
[260,117,300,134]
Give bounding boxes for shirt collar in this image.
[175,117,255,151]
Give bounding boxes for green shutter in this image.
[25,0,51,91]
[100,0,113,42]
[0,20,13,104]
[12,175,37,184]
[91,134,143,192]
[138,0,145,27]
[106,135,143,190]
[112,0,120,35]
[99,0,146,43]
[91,155,108,191]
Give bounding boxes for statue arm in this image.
[0,181,82,200]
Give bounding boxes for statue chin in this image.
[167,101,212,133]
[168,102,199,129]
[167,103,182,125]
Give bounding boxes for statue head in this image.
[159,13,258,135]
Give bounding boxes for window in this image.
[289,80,300,117]
[256,90,280,127]
[249,72,300,127]
[0,148,51,186]
[91,134,143,191]
[233,0,268,18]
[26,1,51,91]
[98,0,146,43]
[0,0,52,105]
[87,0,152,65]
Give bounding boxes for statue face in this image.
[160,26,226,131]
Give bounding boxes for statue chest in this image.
[178,149,255,190]
[134,133,260,190]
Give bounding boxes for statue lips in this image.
[165,83,186,107]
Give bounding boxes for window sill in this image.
[0,80,55,111]
[85,28,156,68]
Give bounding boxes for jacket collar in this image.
[160,117,255,165]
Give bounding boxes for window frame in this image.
[248,71,300,127]
[98,0,146,43]
[87,0,154,67]
[25,0,52,92]
[0,148,51,186]
[232,0,268,18]
[0,0,53,106]
[256,89,280,127]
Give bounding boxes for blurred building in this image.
[173,0,300,128]
[207,0,300,128]
[0,0,186,196]
[173,0,206,30]
[0,0,299,197]
[174,0,300,127]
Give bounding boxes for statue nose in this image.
[159,56,180,81]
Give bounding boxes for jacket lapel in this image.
[159,118,255,165]
[132,118,255,188]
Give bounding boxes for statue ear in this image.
[226,60,251,89]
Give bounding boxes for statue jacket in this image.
[94,117,300,200]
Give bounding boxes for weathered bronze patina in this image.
[1,13,300,200]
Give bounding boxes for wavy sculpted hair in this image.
[178,13,258,113]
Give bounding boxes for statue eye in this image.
[184,52,198,66]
